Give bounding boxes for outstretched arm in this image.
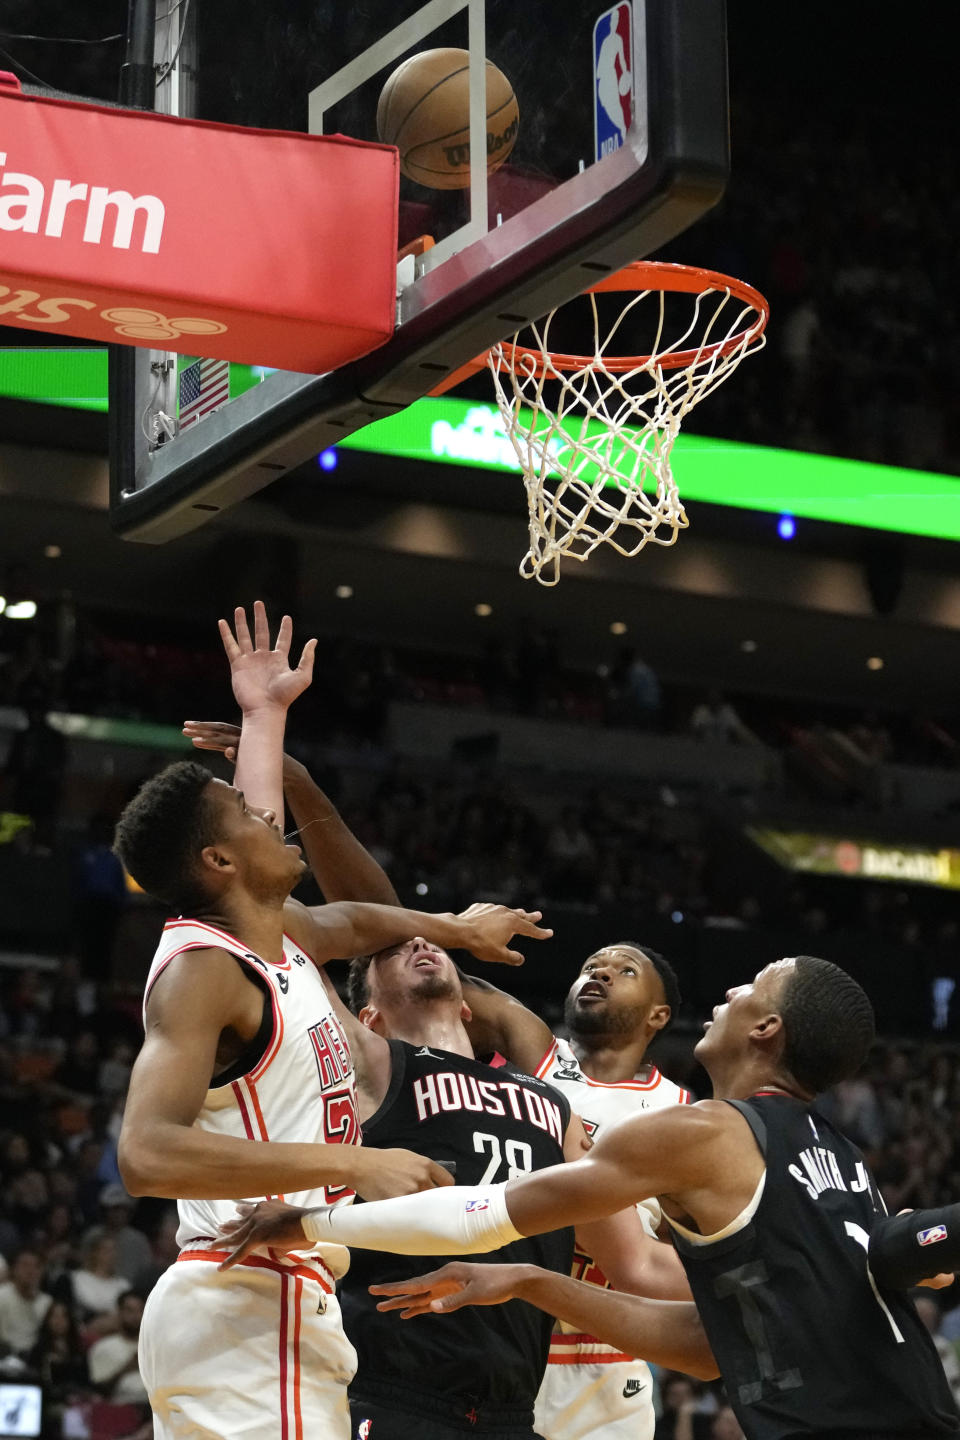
[369,1262,717,1379]
[285,897,553,971]
[206,602,316,820]
[216,1102,744,1266]
[182,720,399,906]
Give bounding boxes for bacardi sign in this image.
[0,76,398,373]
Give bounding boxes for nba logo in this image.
[357,1421,373,1439]
[593,2,634,162]
[918,1224,948,1246]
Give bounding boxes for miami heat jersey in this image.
[143,917,360,1278]
[534,1036,692,1440]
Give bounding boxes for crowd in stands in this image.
[670,101,958,477]
[3,611,959,784]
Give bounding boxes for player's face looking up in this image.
[694,958,794,1067]
[563,945,669,1039]
[200,778,306,900]
[362,938,466,1026]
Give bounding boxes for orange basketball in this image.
[377,48,519,191]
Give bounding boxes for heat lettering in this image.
[308,1014,352,1088]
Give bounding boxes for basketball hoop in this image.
[482,261,769,585]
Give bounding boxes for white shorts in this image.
[534,1342,654,1440]
[140,1250,357,1439]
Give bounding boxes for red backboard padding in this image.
[0,80,399,373]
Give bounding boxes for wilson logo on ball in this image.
[377,48,519,190]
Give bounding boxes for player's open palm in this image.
[371,1261,522,1319]
[457,902,553,966]
[219,601,316,714]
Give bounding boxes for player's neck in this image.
[384,1006,474,1059]
[709,1060,808,1103]
[196,892,287,967]
[570,1032,654,1084]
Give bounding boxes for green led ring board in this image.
[109,0,729,542]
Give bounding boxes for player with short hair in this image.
[117,604,550,1440]
[340,936,576,1440]
[337,937,688,1440]
[459,942,691,1440]
[221,956,960,1440]
[183,719,692,1437]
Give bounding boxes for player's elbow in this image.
[118,1126,170,1197]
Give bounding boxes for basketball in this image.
[376,48,519,191]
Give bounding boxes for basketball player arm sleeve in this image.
[302,1182,523,1255]
[869,1204,960,1288]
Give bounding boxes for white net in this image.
[487,267,768,585]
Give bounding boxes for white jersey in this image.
[143,917,360,1280]
[534,1035,692,1440]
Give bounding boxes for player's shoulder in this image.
[535,1034,589,1086]
[144,938,254,1023]
[282,896,318,955]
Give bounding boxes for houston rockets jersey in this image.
[143,917,360,1279]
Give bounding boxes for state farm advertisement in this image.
[0,78,398,372]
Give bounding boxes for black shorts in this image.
[349,1389,543,1440]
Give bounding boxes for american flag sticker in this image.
[918,1224,948,1246]
[178,357,230,431]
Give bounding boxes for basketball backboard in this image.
[110,0,729,542]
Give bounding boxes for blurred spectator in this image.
[86,1188,151,1289]
[130,1210,179,1297]
[690,691,754,745]
[912,1293,960,1409]
[26,1298,89,1408]
[607,648,662,729]
[54,1033,102,1101]
[66,1236,128,1336]
[87,1292,148,1405]
[545,806,599,901]
[75,815,128,984]
[655,1373,713,1440]
[3,698,67,852]
[0,1249,52,1359]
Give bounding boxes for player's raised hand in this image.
[455,902,553,966]
[218,601,316,715]
[370,1261,525,1319]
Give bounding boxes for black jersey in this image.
[669,1094,959,1440]
[341,1040,575,1424]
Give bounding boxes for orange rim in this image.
[427,261,769,394]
